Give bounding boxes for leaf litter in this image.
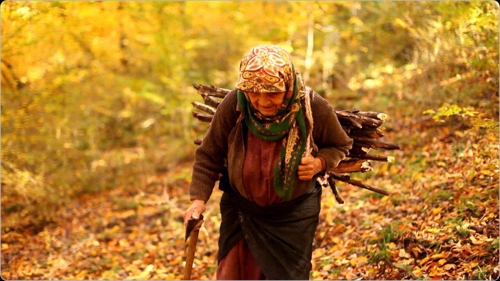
[1,126,498,280]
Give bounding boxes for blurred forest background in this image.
[1,1,499,280]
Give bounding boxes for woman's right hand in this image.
[183,199,206,227]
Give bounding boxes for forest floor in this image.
[1,120,499,280]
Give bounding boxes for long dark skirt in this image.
[217,184,321,280]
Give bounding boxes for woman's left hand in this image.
[297,156,323,180]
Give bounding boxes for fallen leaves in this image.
[311,124,499,280]
[1,121,499,280]
[0,161,217,280]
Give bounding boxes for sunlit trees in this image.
[1,0,498,222]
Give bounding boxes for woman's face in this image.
[246,91,286,116]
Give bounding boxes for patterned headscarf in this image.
[235,44,307,200]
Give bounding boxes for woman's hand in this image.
[183,199,206,226]
[297,156,323,180]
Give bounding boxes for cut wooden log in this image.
[335,110,384,128]
[348,145,371,157]
[352,137,401,150]
[354,110,388,121]
[352,153,395,162]
[337,115,363,129]
[332,159,373,173]
[349,128,384,139]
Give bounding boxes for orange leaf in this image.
[443,264,456,271]
[431,253,447,260]
[426,228,441,234]
[419,256,430,265]
[431,207,442,215]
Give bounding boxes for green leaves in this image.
[424,104,499,131]
[423,105,478,121]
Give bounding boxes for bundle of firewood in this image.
[191,83,401,203]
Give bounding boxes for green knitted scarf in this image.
[237,75,307,200]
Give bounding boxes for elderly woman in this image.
[184,45,353,279]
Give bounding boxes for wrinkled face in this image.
[246,91,286,117]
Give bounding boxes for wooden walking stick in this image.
[183,215,204,280]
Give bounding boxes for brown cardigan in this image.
[189,89,353,203]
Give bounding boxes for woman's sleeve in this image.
[189,90,239,202]
[311,93,353,172]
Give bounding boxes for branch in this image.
[326,175,345,204]
[192,112,213,122]
[328,172,390,196]
[193,83,230,98]
[192,102,216,115]
[202,95,221,108]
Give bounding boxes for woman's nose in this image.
[258,96,272,106]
